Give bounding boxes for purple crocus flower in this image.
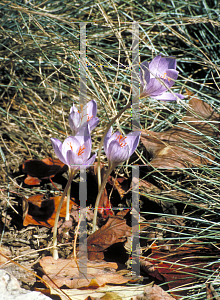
[104,127,140,169]
[69,99,99,135]
[51,125,96,169]
[140,54,184,101]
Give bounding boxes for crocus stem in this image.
[92,167,113,233]
[52,169,77,259]
[66,169,71,221]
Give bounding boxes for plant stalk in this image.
[52,169,77,259]
[65,170,71,221]
[92,167,113,233]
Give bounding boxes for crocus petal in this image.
[50,138,66,165]
[66,151,83,169]
[88,117,99,132]
[164,69,179,88]
[81,153,97,169]
[87,100,97,119]
[75,124,91,146]
[150,55,176,76]
[68,152,96,170]
[69,100,99,135]
[70,104,79,114]
[80,138,92,161]
[140,61,150,88]
[62,136,80,161]
[69,110,80,135]
[125,132,141,157]
[104,128,140,168]
[144,78,168,97]
[140,54,184,102]
[105,131,123,156]
[108,140,130,167]
[155,92,184,101]
[157,56,176,73]
[108,131,122,145]
[148,55,162,76]
[104,127,113,156]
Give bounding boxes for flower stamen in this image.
[116,134,127,147]
[87,114,93,121]
[160,72,171,81]
[78,104,93,123]
[67,142,74,151]
[77,145,86,156]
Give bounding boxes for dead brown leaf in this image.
[141,91,219,169]
[132,284,175,300]
[22,158,68,185]
[100,292,123,300]
[86,292,123,300]
[133,176,211,211]
[23,194,78,227]
[87,211,133,260]
[0,246,12,265]
[140,240,220,298]
[39,256,134,289]
[107,176,129,200]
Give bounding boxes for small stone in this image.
[0,270,51,300]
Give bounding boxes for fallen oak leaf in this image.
[48,285,146,300]
[147,144,212,169]
[22,158,68,185]
[141,91,219,169]
[143,90,219,145]
[39,256,135,289]
[139,259,165,282]
[129,177,178,216]
[133,283,176,300]
[131,177,212,212]
[87,211,135,260]
[140,240,220,298]
[183,90,219,138]
[99,292,123,300]
[23,194,78,227]
[97,187,114,218]
[24,175,42,186]
[108,175,129,200]
[49,284,173,300]
[140,132,213,170]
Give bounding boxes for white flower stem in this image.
[65,170,71,221]
[52,169,77,259]
[92,167,113,233]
